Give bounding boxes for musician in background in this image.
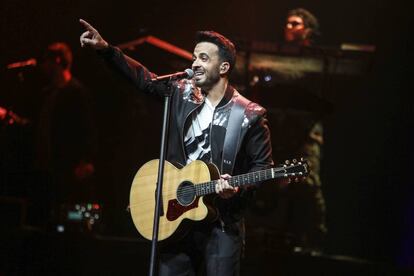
[244,8,327,254]
[273,8,327,253]
[80,19,273,275]
[284,8,320,47]
[35,42,96,208]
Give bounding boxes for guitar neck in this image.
[195,167,283,197]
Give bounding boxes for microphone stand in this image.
[148,78,173,276]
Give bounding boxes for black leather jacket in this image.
[100,46,274,224]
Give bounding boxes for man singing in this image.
[80,19,273,275]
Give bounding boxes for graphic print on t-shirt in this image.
[184,99,215,164]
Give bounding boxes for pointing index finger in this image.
[79,19,96,32]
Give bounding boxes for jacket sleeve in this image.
[243,107,274,173]
[97,45,168,96]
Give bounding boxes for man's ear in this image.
[220,62,230,75]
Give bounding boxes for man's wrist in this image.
[100,41,109,50]
[96,43,114,56]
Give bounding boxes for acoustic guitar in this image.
[129,159,308,241]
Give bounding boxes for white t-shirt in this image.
[184,98,215,164]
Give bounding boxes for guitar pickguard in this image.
[166,197,200,221]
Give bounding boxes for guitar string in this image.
[175,173,293,198]
[128,172,291,208]
[129,165,306,205]
[129,172,293,205]
[129,174,267,207]
[128,165,307,223]
[146,170,300,200]
[136,165,302,198]
[174,170,272,197]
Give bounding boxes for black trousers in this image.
[158,222,242,276]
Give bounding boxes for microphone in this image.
[151,68,194,82]
[7,58,37,69]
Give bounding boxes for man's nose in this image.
[192,59,200,68]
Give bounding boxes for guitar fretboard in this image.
[195,167,285,196]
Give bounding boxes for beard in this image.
[195,65,221,90]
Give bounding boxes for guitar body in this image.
[129,159,220,241]
[129,158,308,241]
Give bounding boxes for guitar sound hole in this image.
[176,181,196,206]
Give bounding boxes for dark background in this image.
[1,0,412,272]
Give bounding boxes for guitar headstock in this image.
[275,158,309,183]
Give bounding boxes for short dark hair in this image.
[195,31,236,74]
[44,42,73,69]
[287,8,320,37]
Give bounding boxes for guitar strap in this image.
[221,93,251,175]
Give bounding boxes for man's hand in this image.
[79,19,109,50]
[215,174,239,199]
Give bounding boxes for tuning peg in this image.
[285,160,290,165]
[292,158,297,163]
[300,157,304,162]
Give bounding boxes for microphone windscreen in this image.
[184,68,194,79]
